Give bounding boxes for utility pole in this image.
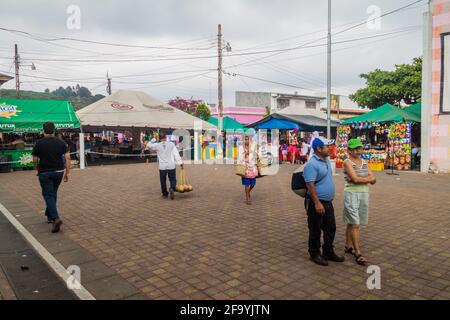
[326,0,331,139]
[14,44,20,98]
[217,24,223,133]
[106,72,112,95]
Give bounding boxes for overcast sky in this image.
[0,0,426,105]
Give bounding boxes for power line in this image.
[223,26,420,69]
[223,71,312,91]
[0,27,217,51]
[0,26,420,65]
[221,0,424,69]
[228,1,426,53]
[333,0,424,37]
[227,28,420,69]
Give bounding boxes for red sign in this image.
[110,102,134,110]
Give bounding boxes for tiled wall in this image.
[430,0,450,172]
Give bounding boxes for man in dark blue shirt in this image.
[303,137,345,266]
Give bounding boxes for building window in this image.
[442,33,450,113]
[277,98,290,110]
[305,101,316,109]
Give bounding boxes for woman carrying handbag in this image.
[238,136,259,205]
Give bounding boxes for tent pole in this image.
[79,128,85,170]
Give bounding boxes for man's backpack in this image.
[291,165,307,198]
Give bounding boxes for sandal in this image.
[355,254,368,266]
[344,246,355,256]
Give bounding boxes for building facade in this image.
[422,0,450,172]
[235,90,368,120]
[209,106,266,125]
[235,91,325,114]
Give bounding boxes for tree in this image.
[78,86,92,98]
[350,57,422,109]
[168,97,202,114]
[66,86,75,97]
[194,102,211,120]
[44,88,50,94]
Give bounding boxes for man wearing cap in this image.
[303,136,345,266]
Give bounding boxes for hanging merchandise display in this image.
[387,123,411,171]
[337,122,413,171]
[336,125,350,169]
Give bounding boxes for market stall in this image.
[76,90,216,166]
[336,103,421,171]
[203,116,244,160]
[249,111,340,163]
[0,98,80,171]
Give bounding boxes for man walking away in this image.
[147,132,183,200]
[32,122,71,233]
[303,137,345,266]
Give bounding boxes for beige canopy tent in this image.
[76,90,216,168]
[0,73,14,87]
[76,90,216,129]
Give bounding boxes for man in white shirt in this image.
[147,132,183,200]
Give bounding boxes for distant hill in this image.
[0,87,105,111]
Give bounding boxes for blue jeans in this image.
[38,171,64,220]
[159,169,176,196]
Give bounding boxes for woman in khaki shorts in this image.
[343,138,376,265]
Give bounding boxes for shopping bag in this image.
[257,156,270,177]
[235,164,246,176]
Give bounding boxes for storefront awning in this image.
[249,112,339,131]
[252,117,303,130]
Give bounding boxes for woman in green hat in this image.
[343,138,376,266]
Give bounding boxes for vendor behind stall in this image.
[11,134,25,150]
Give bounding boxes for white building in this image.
[235,90,366,120]
[235,91,325,114]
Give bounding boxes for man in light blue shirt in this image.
[303,137,344,266]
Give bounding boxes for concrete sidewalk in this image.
[0,210,77,300]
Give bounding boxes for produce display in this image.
[175,168,193,193]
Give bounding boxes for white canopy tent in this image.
[76,90,216,129]
[76,90,216,168]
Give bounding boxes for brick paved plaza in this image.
[0,163,449,300]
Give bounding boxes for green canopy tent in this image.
[403,102,421,118]
[0,99,80,169]
[207,116,245,130]
[341,103,420,124]
[0,98,80,132]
